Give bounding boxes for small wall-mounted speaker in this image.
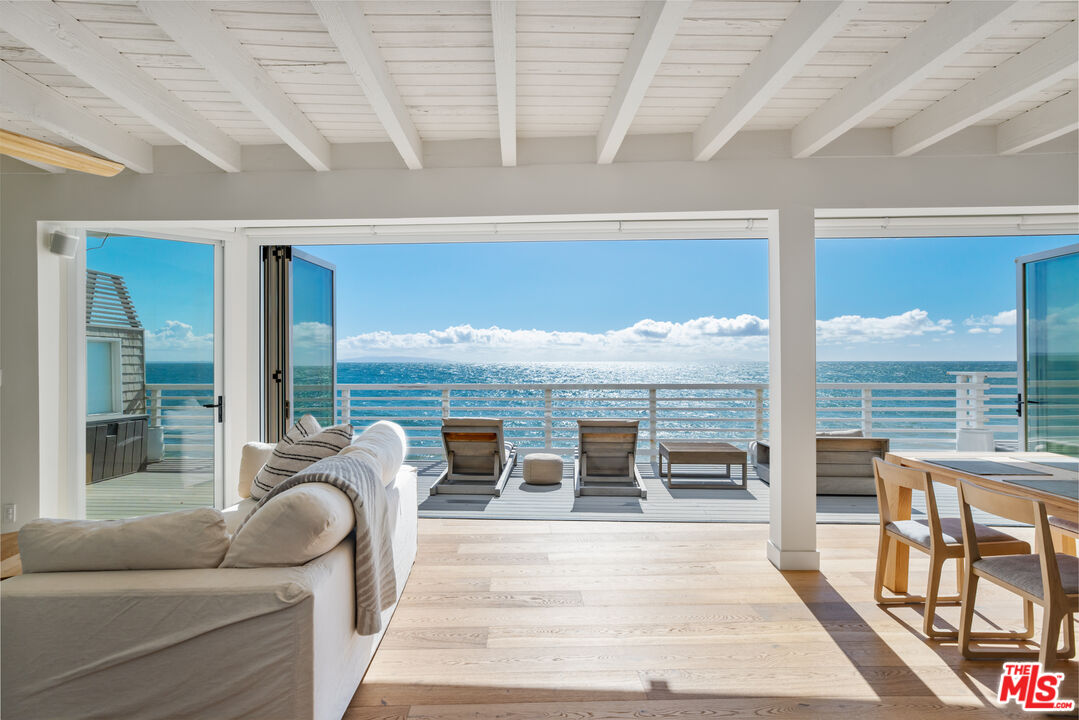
[49,231,78,258]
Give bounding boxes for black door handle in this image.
[202,395,224,423]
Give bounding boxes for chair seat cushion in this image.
[1049,515,1079,535]
[974,553,1079,600]
[886,517,1018,548]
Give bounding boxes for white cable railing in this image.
[145,372,1027,461]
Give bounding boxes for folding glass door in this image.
[84,234,223,518]
[263,247,337,440]
[1017,243,1079,455]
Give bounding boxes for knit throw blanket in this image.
[237,454,397,635]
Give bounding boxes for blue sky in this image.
[88,233,1075,362]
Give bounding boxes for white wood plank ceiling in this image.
[0,0,1075,173]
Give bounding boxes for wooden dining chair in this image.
[957,479,1079,666]
[872,458,1032,639]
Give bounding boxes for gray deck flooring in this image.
[413,460,1012,525]
[85,459,213,519]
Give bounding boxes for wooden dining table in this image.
[882,451,1079,593]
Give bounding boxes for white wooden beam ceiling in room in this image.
[311,0,423,170]
[692,1,864,162]
[137,1,332,172]
[791,0,1023,158]
[596,0,691,164]
[491,0,517,167]
[997,92,1079,155]
[0,1,241,172]
[893,26,1079,156]
[0,63,154,173]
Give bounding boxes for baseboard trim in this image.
[766,540,820,571]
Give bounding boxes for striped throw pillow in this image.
[251,415,353,499]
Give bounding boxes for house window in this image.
[87,338,122,415]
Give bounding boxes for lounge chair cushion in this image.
[817,429,863,437]
[221,484,354,568]
[974,553,1079,599]
[524,453,563,485]
[339,420,407,486]
[251,415,353,499]
[19,508,229,572]
[238,441,276,498]
[886,517,1018,548]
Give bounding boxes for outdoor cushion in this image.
[238,441,276,499]
[974,553,1079,600]
[19,508,229,572]
[817,429,863,437]
[524,453,563,485]
[221,484,354,568]
[251,415,353,499]
[886,517,1018,548]
[338,420,408,486]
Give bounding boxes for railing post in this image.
[861,387,873,437]
[972,372,987,430]
[648,388,657,457]
[544,387,553,451]
[754,388,765,440]
[149,386,162,427]
[954,372,987,431]
[340,389,351,427]
[441,388,451,419]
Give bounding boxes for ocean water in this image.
[147,360,1018,386]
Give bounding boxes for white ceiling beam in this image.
[0,0,240,172]
[596,0,691,164]
[997,92,1079,155]
[138,1,331,172]
[491,0,517,167]
[693,1,863,162]
[0,62,153,173]
[791,0,1023,158]
[312,1,422,170]
[894,27,1079,156]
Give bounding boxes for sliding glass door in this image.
[1017,244,1079,456]
[263,247,336,440]
[84,235,223,518]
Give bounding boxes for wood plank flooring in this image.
[346,520,1077,719]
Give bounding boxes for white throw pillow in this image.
[251,415,353,499]
[220,484,354,568]
[338,420,408,486]
[238,441,276,499]
[19,508,229,572]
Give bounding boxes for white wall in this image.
[1,129,1076,532]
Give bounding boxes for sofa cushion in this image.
[338,420,408,486]
[19,508,229,572]
[238,442,276,499]
[221,484,354,568]
[251,415,353,499]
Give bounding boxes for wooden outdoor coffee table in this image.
[658,441,748,489]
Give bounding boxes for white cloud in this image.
[968,327,986,334]
[988,327,1004,335]
[964,308,1017,331]
[293,321,333,366]
[337,308,956,361]
[146,320,212,361]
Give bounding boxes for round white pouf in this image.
[523,453,563,485]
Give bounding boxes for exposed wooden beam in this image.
[596,0,690,164]
[312,0,422,170]
[894,27,1079,156]
[0,62,153,173]
[0,128,124,176]
[791,1,1023,158]
[0,0,241,172]
[13,157,65,174]
[491,0,517,167]
[997,92,1079,155]
[693,1,863,162]
[138,1,331,171]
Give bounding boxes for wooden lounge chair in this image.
[573,419,646,499]
[429,417,517,497]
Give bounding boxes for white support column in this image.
[766,207,820,571]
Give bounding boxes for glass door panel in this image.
[290,251,336,427]
[1019,246,1079,455]
[85,235,222,518]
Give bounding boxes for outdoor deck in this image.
[85,458,213,520]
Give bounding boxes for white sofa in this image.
[0,460,417,720]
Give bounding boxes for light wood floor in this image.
[346,520,1077,720]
